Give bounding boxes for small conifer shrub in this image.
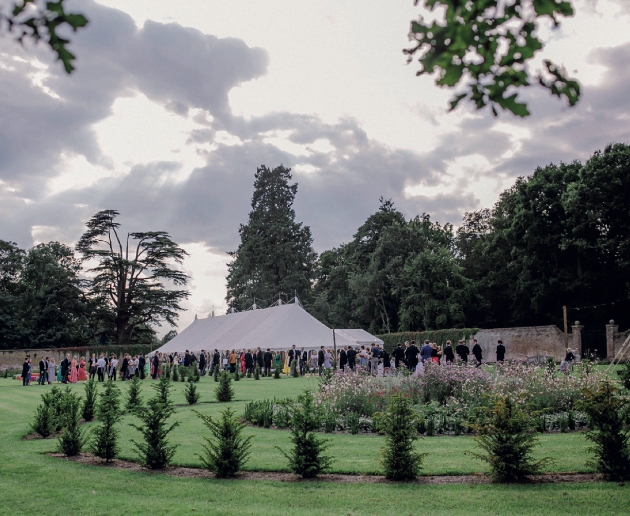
[578,381,630,480]
[473,395,551,482]
[126,375,143,412]
[254,364,260,380]
[91,381,122,462]
[172,365,179,382]
[153,375,173,407]
[215,372,234,402]
[277,393,331,478]
[213,364,220,382]
[57,393,86,456]
[179,365,186,382]
[82,379,98,422]
[380,396,426,480]
[130,397,180,469]
[274,366,281,379]
[31,402,55,438]
[234,367,240,381]
[185,377,201,405]
[196,408,252,478]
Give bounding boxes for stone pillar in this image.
[606,320,619,361]
[571,321,584,357]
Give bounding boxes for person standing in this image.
[405,341,419,372]
[89,355,97,380]
[443,341,455,363]
[420,340,433,364]
[346,346,357,371]
[339,347,347,371]
[22,358,30,386]
[120,354,129,381]
[38,357,47,385]
[108,354,118,381]
[78,357,88,381]
[151,354,159,379]
[263,348,273,376]
[317,346,325,376]
[392,343,405,369]
[472,339,483,366]
[371,342,380,375]
[244,350,254,376]
[60,354,70,384]
[48,358,56,384]
[138,354,146,379]
[198,351,206,376]
[496,340,506,362]
[69,356,78,383]
[455,340,469,363]
[256,348,264,371]
[184,350,191,368]
[324,349,332,369]
[300,348,308,375]
[287,345,296,370]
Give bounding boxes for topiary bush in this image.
[91,381,122,462]
[379,395,426,480]
[215,372,234,402]
[234,367,240,381]
[196,407,252,478]
[184,377,201,405]
[578,380,630,480]
[274,366,281,379]
[126,375,143,412]
[213,364,220,382]
[254,364,260,380]
[31,402,55,438]
[82,379,98,422]
[153,375,173,407]
[472,395,551,482]
[277,393,331,478]
[171,365,179,382]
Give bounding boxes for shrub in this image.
[179,365,186,382]
[162,364,170,379]
[130,397,180,469]
[254,364,260,380]
[619,361,630,391]
[346,412,360,435]
[274,366,281,379]
[380,395,426,480]
[234,368,240,381]
[91,381,122,462]
[196,408,253,478]
[184,377,201,405]
[153,375,173,407]
[277,393,331,478]
[191,366,200,382]
[126,375,143,412]
[244,399,274,426]
[578,381,630,480]
[31,403,55,438]
[213,364,220,382]
[82,380,98,422]
[172,365,179,382]
[216,372,234,402]
[472,395,551,482]
[57,393,86,456]
[44,387,67,432]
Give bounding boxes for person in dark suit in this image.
[455,341,469,363]
[317,346,325,376]
[184,351,191,367]
[120,355,129,380]
[392,344,405,369]
[212,350,220,372]
[381,347,391,372]
[472,339,482,366]
[22,358,30,386]
[443,341,455,363]
[244,350,254,375]
[38,358,47,385]
[138,354,146,379]
[405,341,419,371]
[60,354,70,384]
[198,351,206,376]
[339,347,347,370]
[420,340,433,364]
[287,345,296,369]
[263,348,273,376]
[151,354,159,379]
[300,348,308,375]
[256,348,264,370]
[496,340,506,362]
[346,347,357,371]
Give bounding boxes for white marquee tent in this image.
[154,302,382,355]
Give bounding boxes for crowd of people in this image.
[19,339,508,386]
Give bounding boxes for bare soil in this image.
[48,453,604,485]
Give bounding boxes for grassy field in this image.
[1,374,629,515]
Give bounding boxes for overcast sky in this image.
[1,0,629,331]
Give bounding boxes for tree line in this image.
[228,144,630,335]
[0,210,188,349]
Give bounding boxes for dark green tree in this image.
[0,240,26,349]
[76,210,190,346]
[215,372,234,402]
[184,377,200,405]
[57,392,86,456]
[82,379,98,422]
[91,381,121,462]
[196,408,253,478]
[405,0,579,116]
[130,397,180,469]
[126,375,143,411]
[0,0,88,73]
[226,165,317,311]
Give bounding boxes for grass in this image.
[1,374,629,515]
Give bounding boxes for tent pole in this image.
[333,328,337,370]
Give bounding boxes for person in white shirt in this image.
[108,355,119,381]
[97,354,106,382]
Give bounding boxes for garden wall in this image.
[0,344,153,372]
[378,325,570,362]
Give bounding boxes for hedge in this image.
[377,328,479,353]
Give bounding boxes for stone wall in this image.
[472,325,568,362]
[612,329,630,361]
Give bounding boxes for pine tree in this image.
[126,375,143,411]
[254,364,260,380]
[130,396,180,469]
[82,379,98,422]
[215,372,234,402]
[172,365,179,382]
[57,392,86,456]
[225,165,317,311]
[184,377,201,405]
[153,375,173,407]
[234,367,240,381]
[213,364,220,382]
[91,381,122,462]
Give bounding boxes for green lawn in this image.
[1,375,629,515]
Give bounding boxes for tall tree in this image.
[0,240,26,348]
[19,242,88,347]
[226,165,317,311]
[76,210,189,346]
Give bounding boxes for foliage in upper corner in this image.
[405,0,580,117]
[0,0,88,73]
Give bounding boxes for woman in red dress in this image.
[68,357,79,383]
[77,356,88,381]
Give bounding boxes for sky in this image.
[1,0,629,332]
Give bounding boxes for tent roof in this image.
[335,329,383,346]
[154,303,362,354]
